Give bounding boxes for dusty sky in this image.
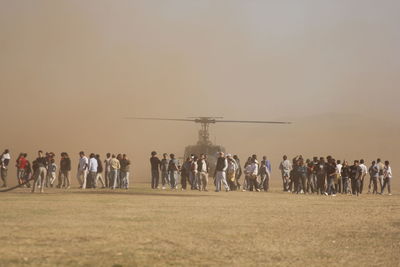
[0,0,399,185]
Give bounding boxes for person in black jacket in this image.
[96,154,106,188]
[59,152,71,189]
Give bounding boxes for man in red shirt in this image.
[17,154,28,185]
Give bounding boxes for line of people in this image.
[279,155,393,196]
[149,151,272,192]
[0,150,132,193]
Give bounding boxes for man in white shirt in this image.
[197,154,209,191]
[359,159,368,194]
[279,155,292,192]
[245,158,260,192]
[77,151,88,189]
[381,160,393,195]
[88,153,98,188]
[1,149,11,188]
[336,160,343,193]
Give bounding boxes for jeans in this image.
[17,169,25,185]
[306,173,314,193]
[169,171,178,189]
[248,174,259,191]
[189,172,197,189]
[31,167,47,193]
[260,172,270,192]
[215,171,229,191]
[110,169,119,189]
[151,169,159,189]
[381,178,391,194]
[316,174,326,194]
[161,170,169,186]
[342,177,349,194]
[326,176,336,195]
[120,171,129,189]
[281,172,290,191]
[181,173,188,189]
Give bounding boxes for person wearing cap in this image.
[150,151,161,189]
[77,151,89,189]
[214,152,230,192]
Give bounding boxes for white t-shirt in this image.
[79,156,88,171]
[336,164,343,175]
[88,157,98,172]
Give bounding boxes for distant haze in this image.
[0,1,399,188]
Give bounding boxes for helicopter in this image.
[126,116,291,173]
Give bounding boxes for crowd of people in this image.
[0,148,394,196]
[150,151,280,192]
[149,151,393,195]
[0,150,131,193]
[278,155,393,196]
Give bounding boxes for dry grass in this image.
[0,183,399,267]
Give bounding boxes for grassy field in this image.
[0,183,399,267]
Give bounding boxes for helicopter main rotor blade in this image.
[124,117,195,122]
[216,120,291,124]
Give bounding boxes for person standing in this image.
[190,156,199,190]
[214,152,230,192]
[48,159,57,187]
[245,158,259,192]
[95,154,106,188]
[279,155,292,192]
[260,156,271,192]
[31,151,48,193]
[306,159,315,194]
[381,161,392,195]
[376,158,385,193]
[77,151,89,189]
[120,154,130,189]
[160,153,170,190]
[197,154,209,191]
[1,149,11,187]
[104,153,111,188]
[17,153,27,186]
[359,159,368,194]
[110,154,121,189]
[335,160,343,194]
[326,158,337,196]
[233,155,242,190]
[315,157,327,195]
[180,157,191,190]
[368,161,379,194]
[226,154,238,191]
[150,151,161,189]
[88,153,98,188]
[59,152,71,189]
[341,161,351,194]
[23,155,32,188]
[168,154,179,189]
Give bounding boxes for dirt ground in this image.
[0,183,399,267]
